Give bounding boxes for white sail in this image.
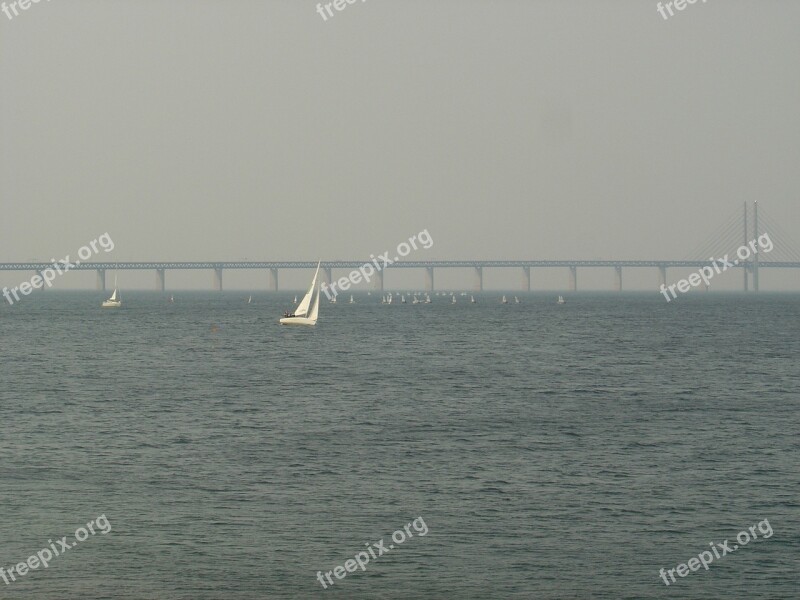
[109,288,118,301]
[307,283,320,322]
[294,262,320,317]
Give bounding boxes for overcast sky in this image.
[2,0,799,290]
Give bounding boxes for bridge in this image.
[2,203,798,292]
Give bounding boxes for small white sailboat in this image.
[401,295,406,304]
[425,294,431,304]
[412,295,419,304]
[280,262,320,326]
[514,296,520,304]
[169,294,174,304]
[247,295,252,304]
[294,295,298,303]
[349,294,355,304]
[102,277,122,308]
[470,295,476,304]
[557,295,566,304]
[330,295,337,303]
[451,295,457,304]
[502,295,508,304]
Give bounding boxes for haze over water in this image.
[1,292,797,598]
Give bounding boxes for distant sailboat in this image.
[502,295,508,304]
[102,276,122,308]
[330,295,337,303]
[349,294,355,304]
[451,295,457,304]
[514,296,520,304]
[401,295,406,304]
[280,262,320,326]
[425,294,431,304]
[557,295,566,304]
[470,295,476,304]
[247,295,252,304]
[169,294,174,304]
[294,295,298,303]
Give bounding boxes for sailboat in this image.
[502,295,508,304]
[514,296,520,304]
[424,294,431,304]
[169,294,174,304]
[247,295,252,304]
[102,276,122,308]
[557,295,566,304]
[279,262,320,326]
[294,295,298,303]
[451,295,457,304]
[470,295,476,304]
[349,294,355,304]
[401,295,406,304]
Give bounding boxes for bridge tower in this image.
[425,267,434,291]
[96,269,106,291]
[213,268,223,291]
[473,266,483,292]
[155,269,165,292]
[268,268,279,291]
[522,267,531,292]
[569,266,577,291]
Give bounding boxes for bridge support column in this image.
[658,266,667,288]
[425,267,434,291]
[96,269,106,291]
[753,201,759,293]
[473,266,483,292]
[155,269,165,292]
[213,268,223,291]
[522,267,531,292]
[614,266,622,292]
[268,268,278,291]
[374,270,384,292]
[569,266,577,292]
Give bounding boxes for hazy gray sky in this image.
[2,0,799,290]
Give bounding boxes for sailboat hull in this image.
[101,300,122,308]
[279,316,317,326]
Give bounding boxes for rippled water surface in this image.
[1,291,798,599]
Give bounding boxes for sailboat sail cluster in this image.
[280,262,321,326]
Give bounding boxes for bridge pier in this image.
[268,268,279,291]
[614,266,622,292]
[155,269,165,292]
[96,269,106,291]
[213,268,223,291]
[473,266,483,292]
[569,266,577,292]
[374,270,384,292]
[753,201,759,293]
[425,267,434,291]
[522,267,531,292]
[658,266,667,288]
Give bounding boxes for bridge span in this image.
[2,260,797,292]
